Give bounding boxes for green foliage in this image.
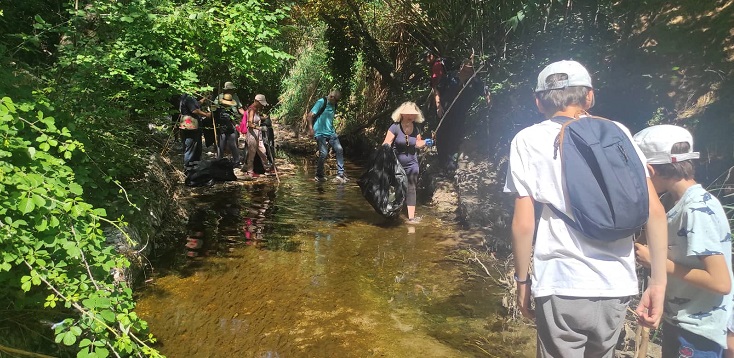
[0,96,160,356]
[30,0,292,214]
[272,25,333,126]
[0,0,293,355]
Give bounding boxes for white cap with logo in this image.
[535,60,593,92]
[633,124,700,164]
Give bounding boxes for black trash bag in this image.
[185,158,237,187]
[357,144,407,218]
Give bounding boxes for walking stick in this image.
[161,114,179,156]
[633,325,650,358]
[211,107,219,150]
[433,62,486,135]
[261,126,280,184]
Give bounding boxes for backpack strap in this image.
[179,94,187,114]
[551,116,576,159]
[546,204,582,234]
[313,97,329,125]
[551,111,595,159]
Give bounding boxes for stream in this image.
[136,159,534,357]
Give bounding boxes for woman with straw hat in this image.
[214,93,241,165]
[382,101,434,224]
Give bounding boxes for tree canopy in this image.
[1,0,732,356]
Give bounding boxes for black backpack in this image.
[185,159,237,187]
[214,106,237,134]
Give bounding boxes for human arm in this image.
[308,99,326,137]
[414,134,434,148]
[636,244,731,295]
[233,94,245,115]
[511,195,536,320]
[434,90,444,117]
[192,108,211,118]
[247,107,256,129]
[184,96,211,118]
[307,112,315,137]
[634,178,667,328]
[415,134,426,148]
[191,99,211,118]
[382,128,396,146]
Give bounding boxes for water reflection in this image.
[139,160,535,357]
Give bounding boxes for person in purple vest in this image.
[381,101,433,224]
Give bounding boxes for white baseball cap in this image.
[535,60,593,92]
[633,125,700,164]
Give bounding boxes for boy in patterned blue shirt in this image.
[634,125,733,356]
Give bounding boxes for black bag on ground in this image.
[357,144,407,218]
[185,159,237,187]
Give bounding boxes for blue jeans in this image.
[662,322,723,358]
[182,129,202,171]
[315,134,344,177]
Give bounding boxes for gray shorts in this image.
[535,295,631,358]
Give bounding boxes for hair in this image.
[390,101,425,123]
[651,142,695,180]
[535,73,591,114]
[328,90,342,100]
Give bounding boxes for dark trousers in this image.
[182,129,202,171]
[217,131,240,165]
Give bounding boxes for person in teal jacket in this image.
[307,90,347,183]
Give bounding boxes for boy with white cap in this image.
[633,124,732,357]
[504,60,668,357]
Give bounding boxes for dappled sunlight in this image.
[137,160,534,357]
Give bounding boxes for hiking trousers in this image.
[245,129,268,173]
[315,134,344,177]
[182,128,202,171]
[217,131,240,165]
[535,295,630,358]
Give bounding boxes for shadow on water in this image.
[137,158,534,357]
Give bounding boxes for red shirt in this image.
[430,59,445,90]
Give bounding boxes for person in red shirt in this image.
[426,51,446,117]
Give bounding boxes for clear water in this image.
[136,161,534,357]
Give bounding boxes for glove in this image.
[424,138,434,148]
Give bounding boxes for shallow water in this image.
[136,161,534,357]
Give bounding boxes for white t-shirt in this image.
[503,118,648,298]
[662,184,733,348]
